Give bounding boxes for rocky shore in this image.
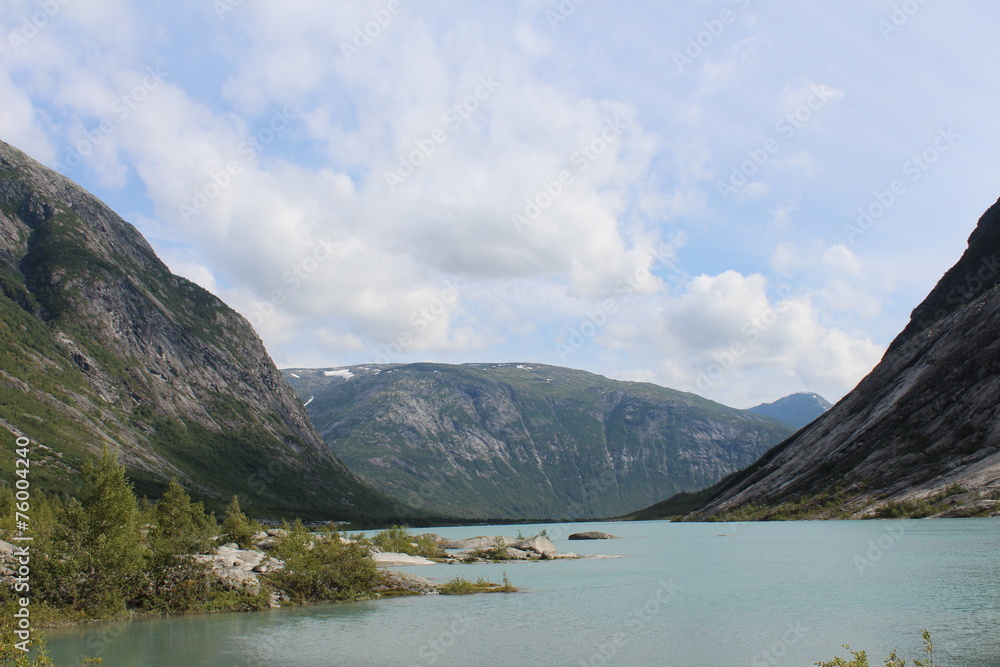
[144,530,587,602]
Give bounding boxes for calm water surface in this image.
[47,519,1000,666]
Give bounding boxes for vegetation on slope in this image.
[287,363,792,519]
[0,140,407,520]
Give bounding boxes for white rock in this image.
[371,552,437,567]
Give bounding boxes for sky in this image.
[1,0,998,409]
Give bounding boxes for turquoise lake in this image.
[46,519,1000,666]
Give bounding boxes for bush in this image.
[370,525,444,558]
[816,630,934,667]
[440,573,516,595]
[33,449,148,617]
[220,496,260,548]
[439,577,478,595]
[139,557,215,614]
[470,536,509,561]
[266,522,379,603]
[148,479,215,557]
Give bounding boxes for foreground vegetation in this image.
[0,450,514,662]
[817,630,934,667]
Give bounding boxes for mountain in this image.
[0,139,403,519]
[637,197,1000,521]
[282,362,794,519]
[748,393,832,430]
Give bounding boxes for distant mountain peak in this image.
[748,392,832,430]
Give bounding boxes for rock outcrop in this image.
[439,533,577,562]
[568,532,620,540]
[371,552,437,567]
[191,545,285,605]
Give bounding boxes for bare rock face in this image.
[443,536,520,550]
[375,570,439,595]
[284,363,793,519]
[370,552,437,567]
[681,197,1000,519]
[512,535,557,556]
[192,546,284,599]
[0,139,401,518]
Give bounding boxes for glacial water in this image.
[46,519,1000,666]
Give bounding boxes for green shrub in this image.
[470,536,509,561]
[816,630,933,667]
[370,525,444,558]
[148,479,216,557]
[412,533,446,558]
[440,573,517,595]
[139,557,215,614]
[220,496,260,548]
[371,525,413,554]
[439,577,478,595]
[266,523,378,603]
[33,448,148,617]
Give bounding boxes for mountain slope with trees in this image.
[284,362,793,519]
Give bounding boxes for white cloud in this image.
[0,0,995,410]
[592,269,884,407]
[0,70,53,163]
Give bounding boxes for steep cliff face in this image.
[669,198,1000,520]
[283,363,792,519]
[0,139,400,518]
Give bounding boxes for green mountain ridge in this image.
[0,139,404,519]
[283,362,794,519]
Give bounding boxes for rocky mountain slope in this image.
[283,363,793,519]
[748,392,832,430]
[0,139,402,519]
[639,197,1000,520]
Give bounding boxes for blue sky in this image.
[2,0,998,408]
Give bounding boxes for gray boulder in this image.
[375,570,439,595]
[191,546,283,597]
[513,535,557,557]
[503,547,534,560]
[568,531,620,540]
[371,552,437,567]
[444,536,518,550]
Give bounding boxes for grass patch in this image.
[871,484,969,519]
[439,573,517,595]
